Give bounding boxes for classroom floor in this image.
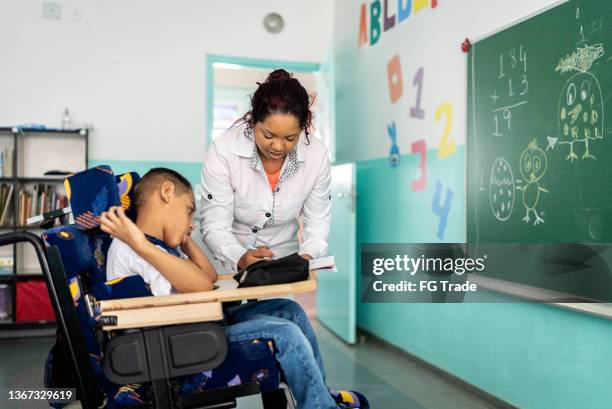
[0,323,500,409]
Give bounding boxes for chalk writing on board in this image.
[591,17,604,34]
[491,101,528,136]
[489,157,515,222]
[492,46,528,137]
[517,140,549,226]
[545,136,558,151]
[479,170,486,192]
[490,90,499,103]
[555,43,605,74]
[556,71,604,161]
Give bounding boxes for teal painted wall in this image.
[353,147,612,409]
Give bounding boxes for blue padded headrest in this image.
[116,171,140,222]
[65,165,120,231]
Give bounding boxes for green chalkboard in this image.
[467,0,612,301]
[468,0,612,243]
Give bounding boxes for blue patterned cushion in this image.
[64,165,120,231]
[116,172,140,222]
[42,226,103,285]
[91,275,152,300]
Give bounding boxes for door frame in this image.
[206,54,321,145]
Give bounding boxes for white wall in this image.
[0,0,333,163]
[334,0,565,162]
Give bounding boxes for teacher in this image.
[199,69,331,273]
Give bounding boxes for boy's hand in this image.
[100,206,147,251]
[238,246,274,270]
[181,232,192,246]
[180,233,197,254]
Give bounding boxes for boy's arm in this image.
[101,207,215,293]
[181,235,218,282]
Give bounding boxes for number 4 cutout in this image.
[432,180,454,240]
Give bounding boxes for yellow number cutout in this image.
[435,101,456,159]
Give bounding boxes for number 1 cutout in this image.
[411,140,427,191]
[410,67,426,119]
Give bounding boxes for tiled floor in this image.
[0,323,499,409]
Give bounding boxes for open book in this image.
[309,255,336,272]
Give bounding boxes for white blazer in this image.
[199,124,332,273]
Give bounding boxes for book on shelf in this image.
[0,147,13,178]
[0,183,13,226]
[0,255,13,275]
[17,184,68,226]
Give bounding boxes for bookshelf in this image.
[0,126,88,335]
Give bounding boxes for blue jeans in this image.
[224,299,334,409]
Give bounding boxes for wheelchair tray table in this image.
[98,272,317,329]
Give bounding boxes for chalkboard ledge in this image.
[470,275,612,320]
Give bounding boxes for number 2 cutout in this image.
[411,140,427,191]
[435,101,456,160]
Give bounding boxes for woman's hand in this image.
[300,254,313,261]
[238,246,274,270]
[100,206,147,252]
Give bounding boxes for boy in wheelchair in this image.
[101,168,368,409]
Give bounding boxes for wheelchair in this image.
[0,165,296,409]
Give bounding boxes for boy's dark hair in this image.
[134,167,193,210]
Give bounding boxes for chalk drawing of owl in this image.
[557,72,604,161]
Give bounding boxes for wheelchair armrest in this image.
[103,321,227,385]
[100,301,223,330]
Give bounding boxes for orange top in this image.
[266,168,281,191]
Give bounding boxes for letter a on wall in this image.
[359,3,368,46]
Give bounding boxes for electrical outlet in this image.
[43,2,61,20]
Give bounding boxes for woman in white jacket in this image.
[199,70,365,407]
[200,69,331,274]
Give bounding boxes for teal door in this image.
[316,163,356,344]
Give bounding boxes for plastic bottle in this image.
[61,108,72,129]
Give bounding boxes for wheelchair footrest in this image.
[178,382,261,409]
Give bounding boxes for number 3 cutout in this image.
[435,101,456,160]
[411,140,427,191]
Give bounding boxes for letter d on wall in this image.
[387,54,404,103]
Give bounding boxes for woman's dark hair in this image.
[234,69,313,143]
